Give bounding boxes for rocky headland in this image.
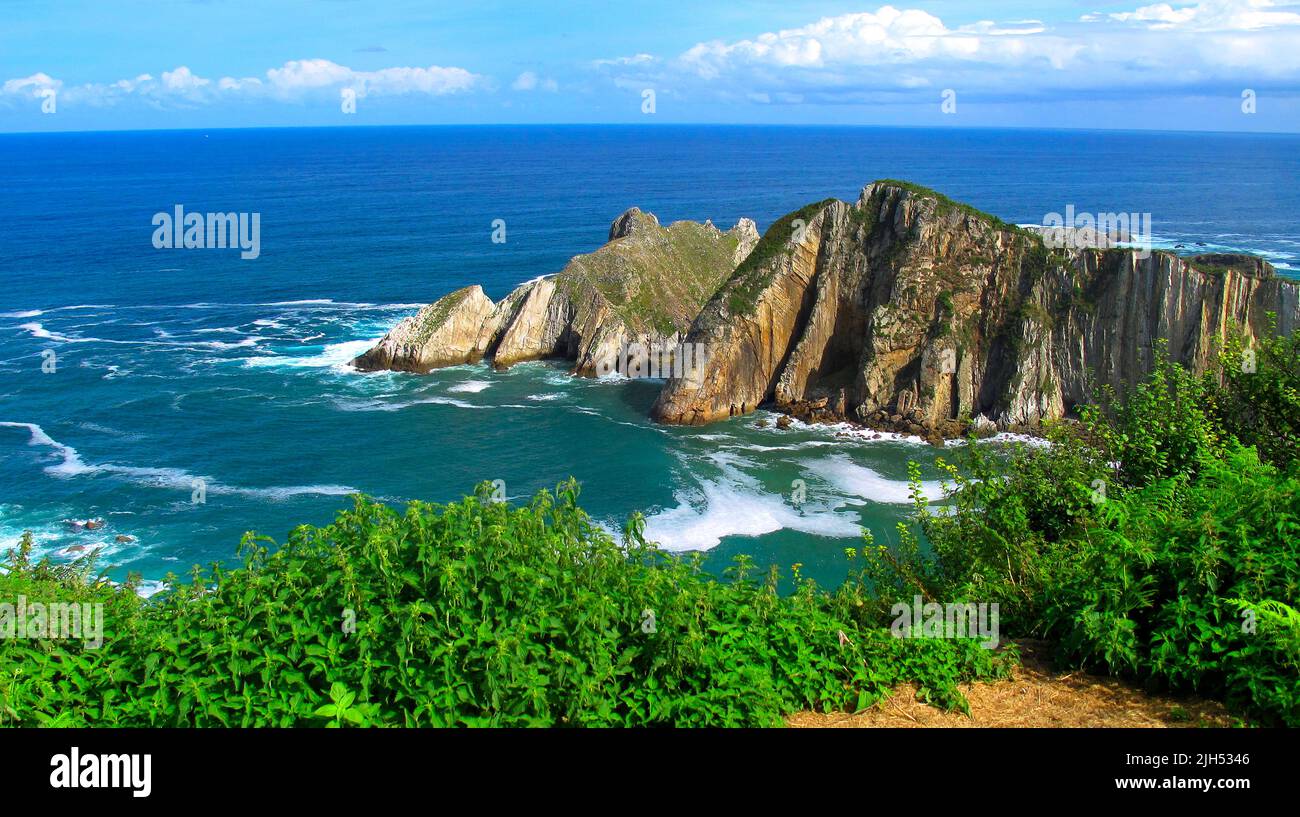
[355,181,1299,442]
[352,208,758,375]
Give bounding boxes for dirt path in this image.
[789,640,1234,728]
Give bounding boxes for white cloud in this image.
[2,72,61,98]
[161,66,209,92]
[264,59,354,93]
[1105,0,1300,31]
[217,76,263,93]
[599,1,1300,105]
[675,6,1077,79]
[511,71,558,92]
[114,74,155,93]
[1,58,486,109]
[359,64,482,96]
[592,53,656,68]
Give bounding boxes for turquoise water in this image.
[2,125,1298,590]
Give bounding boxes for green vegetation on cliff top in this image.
[411,285,475,346]
[0,483,1010,727]
[560,219,742,336]
[871,330,1300,726]
[725,198,837,315]
[719,181,1044,317]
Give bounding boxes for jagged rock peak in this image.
[729,217,760,266]
[354,206,758,377]
[609,207,660,241]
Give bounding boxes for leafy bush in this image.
[1042,445,1299,724]
[0,483,1011,728]
[879,342,1300,725]
[1209,317,1300,471]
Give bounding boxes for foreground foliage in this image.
[3,326,1294,727]
[0,485,1010,727]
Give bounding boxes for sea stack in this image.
[650,181,1299,433]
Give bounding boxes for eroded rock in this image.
[651,181,1299,435]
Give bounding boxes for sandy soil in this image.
[788,640,1234,728]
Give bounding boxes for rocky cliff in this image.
[353,208,759,374]
[650,181,1299,437]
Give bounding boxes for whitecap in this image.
[642,480,862,552]
[448,380,492,394]
[18,322,260,352]
[135,579,169,599]
[332,395,482,412]
[0,421,359,499]
[968,431,1051,449]
[0,421,90,474]
[191,326,244,335]
[17,322,82,343]
[243,338,377,370]
[803,453,947,504]
[198,337,259,351]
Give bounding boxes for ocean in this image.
[2,124,1298,590]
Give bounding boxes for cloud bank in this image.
[4,1,1299,117]
[595,0,1300,104]
[1,58,486,109]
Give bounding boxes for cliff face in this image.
[353,208,759,374]
[650,181,1299,434]
[355,181,1297,436]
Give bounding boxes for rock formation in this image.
[353,208,759,375]
[650,181,1299,435]
[355,180,1297,439]
[350,285,500,373]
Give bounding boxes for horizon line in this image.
[2,121,1299,138]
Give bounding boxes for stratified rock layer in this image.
[352,285,499,373]
[353,208,759,375]
[650,181,1299,432]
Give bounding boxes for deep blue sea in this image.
[2,125,1298,590]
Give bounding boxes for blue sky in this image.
[3,0,1299,132]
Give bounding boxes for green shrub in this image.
[0,483,1011,728]
[1042,444,1299,724]
[879,342,1300,725]
[1209,317,1300,471]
